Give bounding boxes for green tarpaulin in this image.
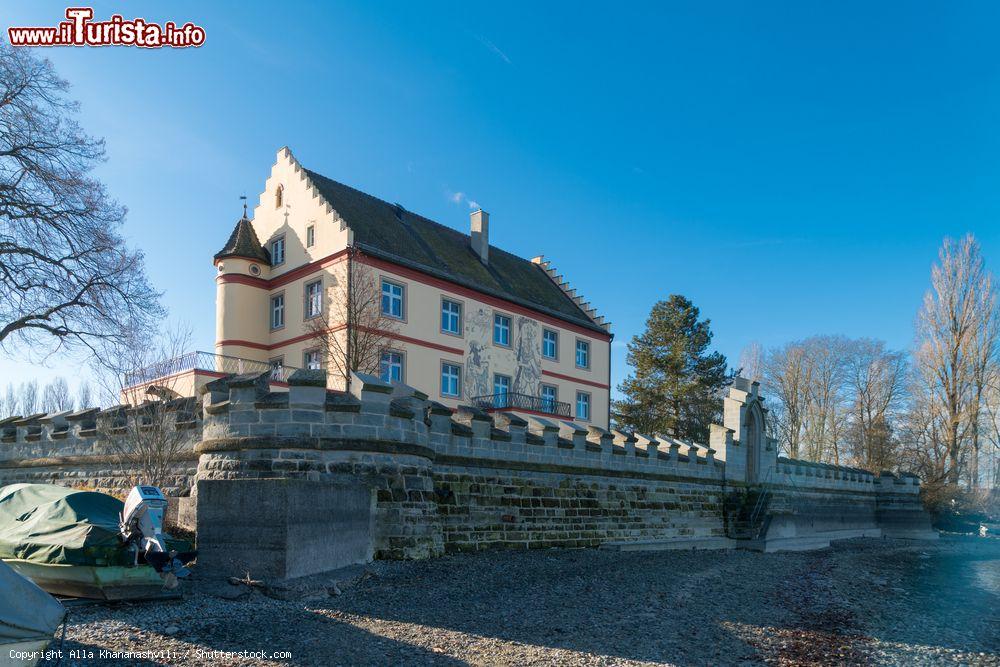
[0,483,134,566]
[0,559,65,644]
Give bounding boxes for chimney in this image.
[470,209,489,264]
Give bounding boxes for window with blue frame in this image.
[542,329,558,359]
[441,299,462,335]
[541,384,558,413]
[493,314,511,346]
[381,280,404,319]
[575,339,590,368]
[493,374,511,407]
[441,362,462,397]
[380,351,403,383]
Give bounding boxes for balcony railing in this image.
[471,391,572,418]
[124,351,299,387]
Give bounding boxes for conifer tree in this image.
[613,295,730,441]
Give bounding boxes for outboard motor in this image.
[120,485,195,587]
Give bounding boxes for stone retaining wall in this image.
[0,370,937,573]
[0,401,199,496]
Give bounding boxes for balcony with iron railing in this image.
[471,391,572,419]
[123,350,299,388]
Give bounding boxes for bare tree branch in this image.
[0,43,162,363]
[304,253,401,389]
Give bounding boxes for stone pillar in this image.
[709,424,733,463]
[587,425,613,454]
[559,420,587,449]
[455,405,492,440]
[350,371,393,415]
[525,415,559,447]
[493,412,527,444]
[612,430,637,456]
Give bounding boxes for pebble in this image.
[39,537,999,666]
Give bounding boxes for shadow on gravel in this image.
[313,540,999,666]
[311,548,786,664]
[42,597,470,667]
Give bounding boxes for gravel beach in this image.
[36,537,999,666]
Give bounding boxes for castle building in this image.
[212,148,613,427]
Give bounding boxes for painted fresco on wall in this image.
[464,307,492,399]
[463,307,542,401]
[512,317,541,394]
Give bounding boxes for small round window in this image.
[249,264,261,276]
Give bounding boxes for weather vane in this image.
[239,194,247,218]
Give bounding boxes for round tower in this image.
[213,209,271,366]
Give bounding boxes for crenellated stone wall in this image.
[0,400,199,497]
[0,371,937,574]
[192,369,731,559]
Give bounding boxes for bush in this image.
[921,483,990,533]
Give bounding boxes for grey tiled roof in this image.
[305,170,606,334]
[215,216,271,263]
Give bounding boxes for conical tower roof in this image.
[214,214,270,263]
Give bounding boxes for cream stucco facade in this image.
[214,148,612,428]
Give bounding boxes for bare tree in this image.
[978,376,1000,491]
[968,288,1000,489]
[845,339,908,471]
[76,380,93,409]
[304,252,401,390]
[19,380,39,415]
[0,43,162,361]
[914,234,998,486]
[41,376,73,412]
[899,377,952,485]
[92,324,195,488]
[799,336,850,464]
[1,383,15,418]
[738,341,764,383]
[763,342,812,458]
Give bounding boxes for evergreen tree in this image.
[613,295,730,441]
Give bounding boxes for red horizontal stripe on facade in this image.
[216,339,273,351]
[270,249,349,287]
[355,253,612,342]
[216,326,344,352]
[218,246,610,342]
[541,369,610,390]
[217,273,269,289]
[359,327,464,356]
[216,249,349,289]
[218,326,463,356]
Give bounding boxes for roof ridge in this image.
[304,168,525,260]
[298,164,609,336]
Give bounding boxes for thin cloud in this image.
[446,189,481,210]
[476,35,511,64]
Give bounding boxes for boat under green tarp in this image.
[0,483,189,599]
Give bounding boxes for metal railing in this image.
[124,350,299,387]
[748,468,774,539]
[471,391,572,418]
[747,463,803,540]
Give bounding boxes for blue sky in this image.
[3,1,1000,399]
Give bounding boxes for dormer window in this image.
[270,235,285,266]
[275,185,283,209]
